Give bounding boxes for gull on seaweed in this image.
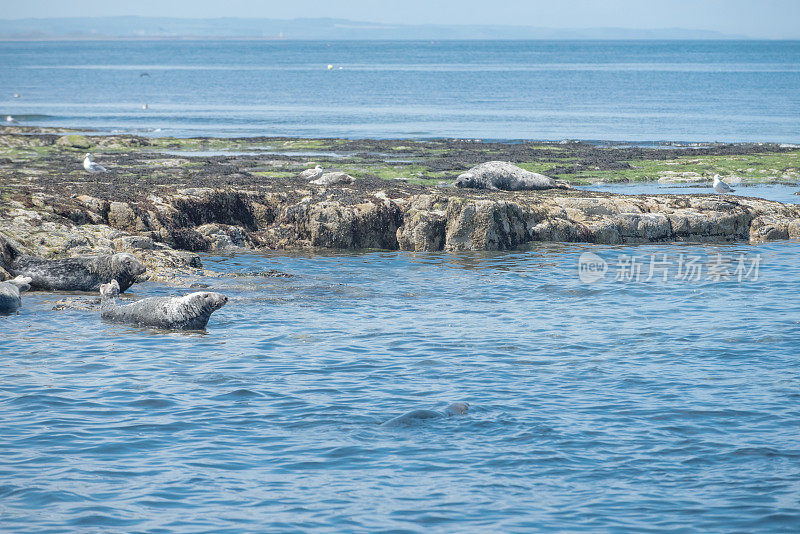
[713,174,735,195]
[83,153,108,174]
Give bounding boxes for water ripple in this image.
[2,242,800,531]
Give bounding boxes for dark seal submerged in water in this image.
[380,401,471,428]
[10,253,145,292]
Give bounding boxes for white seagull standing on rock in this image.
[713,174,735,195]
[83,153,108,174]
[297,165,323,181]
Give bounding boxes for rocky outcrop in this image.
[266,195,403,249]
[1,183,799,282]
[0,199,205,285]
[394,193,799,251]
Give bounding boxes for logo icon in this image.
[578,252,607,283]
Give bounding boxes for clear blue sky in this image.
[6,0,800,38]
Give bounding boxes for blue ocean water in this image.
[2,243,800,532]
[577,183,800,204]
[0,39,799,142]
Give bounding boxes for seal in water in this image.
[10,253,145,292]
[0,275,32,315]
[380,401,470,427]
[99,279,228,330]
[455,161,572,191]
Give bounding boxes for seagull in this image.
[713,174,735,195]
[140,72,150,77]
[297,165,323,181]
[5,115,17,124]
[83,153,108,174]
[12,93,19,98]
[142,103,148,110]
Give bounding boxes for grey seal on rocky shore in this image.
[100,279,228,330]
[380,401,470,428]
[455,161,572,191]
[0,275,32,315]
[310,171,356,186]
[10,253,145,292]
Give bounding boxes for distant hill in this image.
[0,17,748,40]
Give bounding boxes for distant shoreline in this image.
[2,37,793,42]
[0,16,762,41]
[0,35,290,42]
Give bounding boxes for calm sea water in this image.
[3,243,800,532]
[1,40,799,142]
[577,183,800,203]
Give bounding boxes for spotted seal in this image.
[99,279,228,330]
[310,171,356,186]
[380,401,470,427]
[455,161,572,191]
[0,276,32,315]
[10,253,145,292]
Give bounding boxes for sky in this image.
[4,0,800,39]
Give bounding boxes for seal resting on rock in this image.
[10,253,145,292]
[99,279,228,330]
[380,401,470,428]
[0,276,32,315]
[455,161,572,191]
[310,171,356,186]
[297,165,323,181]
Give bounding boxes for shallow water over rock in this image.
[2,243,800,531]
[579,182,800,204]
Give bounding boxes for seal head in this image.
[111,253,146,291]
[444,401,470,416]
[454,172,475,188]
[0,275,33,315]
[380,401,471,427]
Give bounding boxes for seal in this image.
[0,275,32,315]
[10,253,146,292]
[380,401,470,427]
[455,161,573,191]
[99,279,228,330]
[310,171,356,186]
